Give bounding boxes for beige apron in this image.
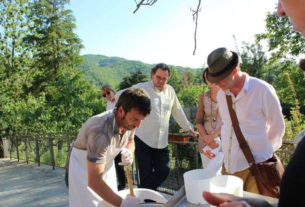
[69,148,118,207]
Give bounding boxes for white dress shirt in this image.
[106,100,116,111]
[217,74,285,173]
[133,81,193,149]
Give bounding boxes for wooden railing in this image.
[2,133,295,195]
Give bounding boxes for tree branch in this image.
[191,0,202,55]
[133,0,158,14]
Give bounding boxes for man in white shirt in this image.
[203,1,305,206]
[133,63,198,190]
[205,47,285,194]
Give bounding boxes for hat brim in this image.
[206,51,239,83]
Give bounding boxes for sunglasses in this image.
[102,91,110,98]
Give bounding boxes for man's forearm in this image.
[89,177,122,207]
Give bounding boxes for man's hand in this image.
[120,195,139,207]
[202,192,273,207]
[188,129,199,139]
[119,148,133,167]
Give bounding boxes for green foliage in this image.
[80,55,153,88]
[181,68,202,86]
[0,0,102,137]
[79,55,197,89]
[46,68,104,132]
[168,66,181,93]
[118,69,148,90]
[240,42,267,79]
[24,0,83,95]
[178,84,205,107]
[256,12,305,61]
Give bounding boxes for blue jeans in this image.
[135,136,170,190]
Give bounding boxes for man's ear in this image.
[232,68,238,76]
[117,106,125,117]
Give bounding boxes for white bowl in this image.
[100,188,167,207]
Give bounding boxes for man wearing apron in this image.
[69,88,151,207]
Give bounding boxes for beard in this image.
[120,115,136,130]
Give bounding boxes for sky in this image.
[68,0,278,68]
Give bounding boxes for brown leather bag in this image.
[226,95,284,198]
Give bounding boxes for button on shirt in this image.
[217,74,285,173]
[134,81,193,149]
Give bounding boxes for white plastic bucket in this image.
[183,168,217,205]
[183,169,243,205]
[209,175,243,196]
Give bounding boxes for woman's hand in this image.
[202,134,218,149]
[201,149,216,159]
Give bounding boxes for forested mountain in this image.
[78,54,196,88]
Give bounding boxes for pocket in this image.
[162,98,173,111]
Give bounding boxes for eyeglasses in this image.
[102,91,110,98]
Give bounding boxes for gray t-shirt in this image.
[73,110,135,164]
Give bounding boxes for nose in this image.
[159,78,165,84]
[134,120,142,128]
[277,1,286,17]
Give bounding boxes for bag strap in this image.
[225,95,255,165]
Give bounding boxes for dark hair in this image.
[151,63,171,77]
[116,88,151,116]
[202,68,208,84]
[299,59,305,71]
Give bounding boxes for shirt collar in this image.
[243,73,250,92]
[224,73,250,97]
[151,80,167,92]
[112,109,120,135]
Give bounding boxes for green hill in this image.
[78,54,199,89]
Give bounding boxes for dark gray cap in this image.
[206,47,239,83]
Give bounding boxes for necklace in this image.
[209,91,218,129]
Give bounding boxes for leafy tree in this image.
[168,66,181,93]
[240,42,267,79]
[0,0,32,134]
[0,0,100,138]
[24,0,83,95]
[256,12,305,61]
[118,69,148,90]
[178,84,205,107]
[46,68,103,133]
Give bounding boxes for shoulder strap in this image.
[225,95,255,165]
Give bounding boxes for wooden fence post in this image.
[16,136,20,162]
[35,137,40,167]
[9,137,12,160]
[49,136,55,170]
[25,135,29,164]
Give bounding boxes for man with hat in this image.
[205,47,285,194]
[203,1,305,206]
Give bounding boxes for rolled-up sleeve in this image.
[171,91,193,131]
[87,129,109,164]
